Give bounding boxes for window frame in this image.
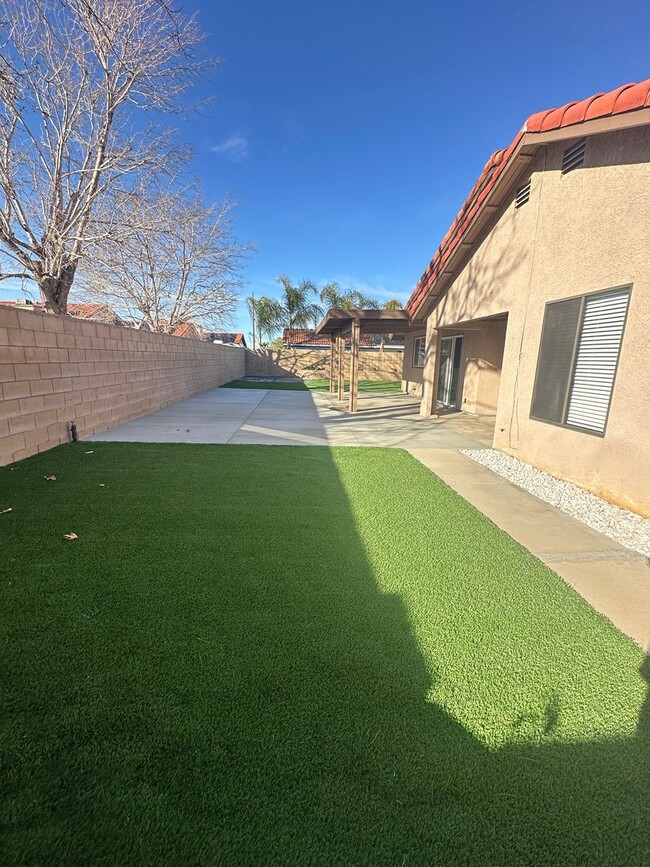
[529,284,632,438]
[412,335,426,368]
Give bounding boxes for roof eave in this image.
[407,106,650,323]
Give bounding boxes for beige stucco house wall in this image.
[409,126,650,514]
[403,320,506,414]
[402,331,425,394]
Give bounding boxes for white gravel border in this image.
[460,449,650,558]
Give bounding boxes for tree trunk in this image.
[38,263,77,314]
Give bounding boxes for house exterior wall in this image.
[419,126,650,514]
[246,347,403,380]
[401,331,426,394]
[0,307,245,465]
[457,319,507,415]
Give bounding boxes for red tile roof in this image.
[171,322,199,338]
[526,80,650,132]
[67,303,105,319]
[283,328,333,346]
[406,79,650,319]
[209,331,246,346]
[0,300,122,323]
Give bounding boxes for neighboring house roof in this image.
[121,317,152,331]
[67,303,104,319]
[67,303,124,325]
[208,331,247,347]
[0,299,46,313]
[155,320,202,338]
[283,328,336,346]
[283,328,403,348]
[406,79,650,320]
[0,299,123,325]
[171,321,202,339]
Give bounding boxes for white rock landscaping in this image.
[460,449,650,558]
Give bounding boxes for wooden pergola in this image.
[315,308,410,412]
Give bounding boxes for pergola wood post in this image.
[329,335,336,392]
[348,318,360,412]
[420,317,441,418]
[337,333,345,401]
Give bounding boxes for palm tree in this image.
[246,295,258,349]
[276,276,323,330]
[319,282,345,309]
[380,298,405,349]
[258,297,284,343]
[318,283,379,311]
[247,295,284,346]
[347,289,379,309]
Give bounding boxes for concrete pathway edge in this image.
[409,448,650,652]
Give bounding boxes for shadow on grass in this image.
[1,444,648,865]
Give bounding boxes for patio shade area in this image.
[1,443,648,864]
[316,308,410,411]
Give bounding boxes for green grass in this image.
[221,377,402,393]
[1,444,648,865]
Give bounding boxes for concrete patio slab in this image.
[410,448,650,650]
[88,386,494,449]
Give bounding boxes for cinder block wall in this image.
[0,307,245,464]
[245,348,403,380]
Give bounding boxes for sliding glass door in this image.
[437,336,463,408]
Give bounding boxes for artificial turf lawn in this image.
[221,377,402,393]
[1,444,648,865]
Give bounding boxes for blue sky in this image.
[2,0,649,338]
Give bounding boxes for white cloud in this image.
[210,133,250,163]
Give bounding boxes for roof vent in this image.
[514,180,531,209]
[562,138,586,174]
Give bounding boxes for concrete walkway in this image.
[88,386,495,449]
[411,449,650,651]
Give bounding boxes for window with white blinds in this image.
[413,336,426,368]
[530,286,631,435]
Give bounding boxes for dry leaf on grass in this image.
[44,475,57,481]
[63,533,78,541]
[1,507,12,514]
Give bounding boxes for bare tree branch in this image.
[79,182,249,332]
[0,0,216,312]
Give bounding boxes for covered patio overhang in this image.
[315,308,411,412]
[416,313,509,420]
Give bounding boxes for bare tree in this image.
[81,185,246,332]
[0,0,213,313]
